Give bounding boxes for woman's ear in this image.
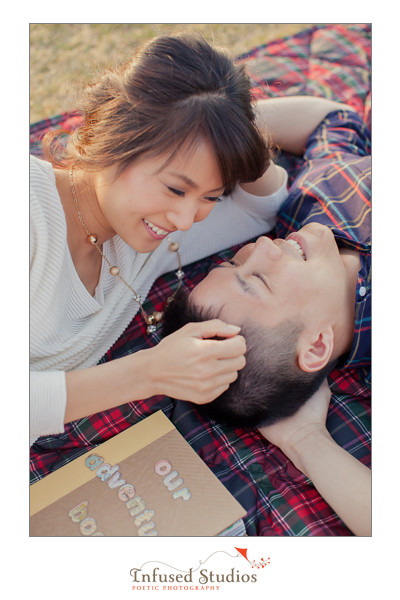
[297,326,334,373]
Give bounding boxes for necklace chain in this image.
[69,167,184,334]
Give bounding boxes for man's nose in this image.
[243,236,282,267]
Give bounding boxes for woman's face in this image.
[93,139,225,252]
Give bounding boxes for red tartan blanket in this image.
[30,24,371,536]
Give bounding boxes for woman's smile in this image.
[143,218,174,240]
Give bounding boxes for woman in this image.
[30,34,289,446]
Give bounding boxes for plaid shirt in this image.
[276,109,371,388]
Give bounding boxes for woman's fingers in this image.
[176,369,239,404]
[150,319,247,404]
[181,320,247,360]
[204,336,247,360]
[181,319,242,339]
[212,354,246,375]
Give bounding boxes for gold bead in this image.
[146,314,155,325]
[88,234,98,244]
[109,266,120,276]
[153,311,163,322]
[169,241,179,252]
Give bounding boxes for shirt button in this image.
[359,286,367,297]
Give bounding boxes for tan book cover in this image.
[30,411,246,536]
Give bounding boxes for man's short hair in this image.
[162,288,335,428]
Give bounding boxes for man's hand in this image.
[259,379,371,535]
[258,379,332,466]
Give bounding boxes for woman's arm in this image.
[258,381,371,536]
[63,320,246,424]
[255,96,355,156]
[31,321,246,446]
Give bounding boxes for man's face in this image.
[190,223,348,335]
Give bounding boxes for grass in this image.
[29,23,314,123]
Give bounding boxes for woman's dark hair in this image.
[162,288,336,428]
[43,34,272,193]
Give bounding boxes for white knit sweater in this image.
[30,155,288,445]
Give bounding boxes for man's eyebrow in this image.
[165,172,224,193]
[235,272,261,297]
[211,264,261,298]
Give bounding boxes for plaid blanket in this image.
[30,23,371,536]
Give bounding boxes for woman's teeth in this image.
[143,219,169,236]
[286,238,305,260]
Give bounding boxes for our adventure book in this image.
[30,410,247,536]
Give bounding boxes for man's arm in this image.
[255,95,355,156]
[239,161,286,197]
[241,96,355,197]
[258,381,371,536]
[282,426,371,536]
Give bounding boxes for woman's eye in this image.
[166,186,223,202]
[205,196,223,203]
[166,185,223,203]
[167,186,185,197]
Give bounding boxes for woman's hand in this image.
[64,319,244,424]
[258,379,332,460]
[148,320,246,404]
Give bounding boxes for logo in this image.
[130,547,270,592]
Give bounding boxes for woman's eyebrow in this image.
[166,172,198,188]
[165,172,225,193]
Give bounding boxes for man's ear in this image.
[297,327,334,373]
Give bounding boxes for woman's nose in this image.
[167,207,197,231]
[168,201,211,231]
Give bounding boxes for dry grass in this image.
[29,23,314,123]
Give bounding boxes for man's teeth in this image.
[144,219,168,236]
[286,239,305,259]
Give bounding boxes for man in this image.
[164,98,371,427]
[162,96,371,535]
